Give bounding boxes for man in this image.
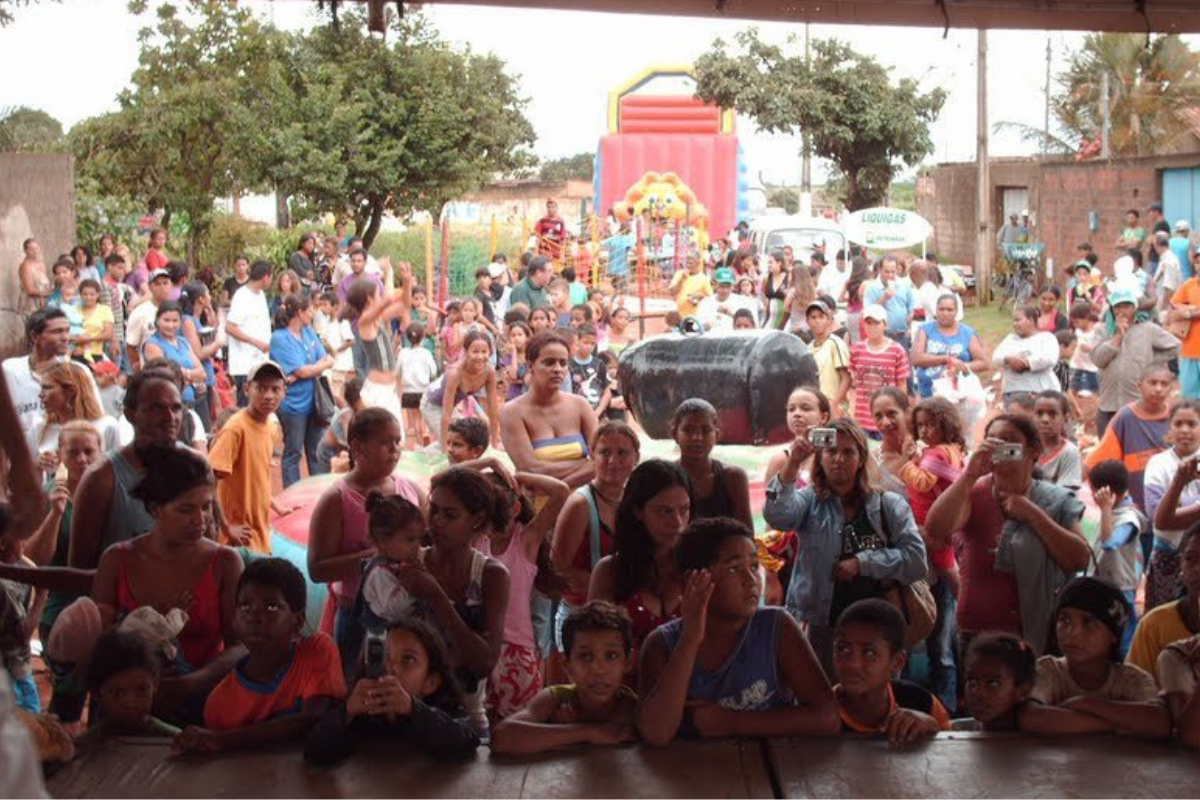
[602,222,635,293]
[668,249,712,319]
[144,227,169,273]
[336,248,385,303]
[226,260,273,406]
[809,252,827,281]
[222,255,251,307]
[124,268,174,371]
[102,252,131,365]
[1153,231,1183,316]
[289,232,317,289]
[509,255,553,311]
[817,249,851,305]
[332,238,380,286]
[863,256,915,349]
[1148,201,1171,236]
[997,213,1021,247]
[17,237,49,314]
[534,198,568,261]
[68,368,184,571]
[209,360,291,555]
[3,309,91,452]
[1171,220,1194,281]
[697,267,754,332]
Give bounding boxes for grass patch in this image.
[964,304,1015,351]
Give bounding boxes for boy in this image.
[849,304,910,437]
[1035,390,1082,493]
[444,417,489,465]
[490,601,638,754]
[562,265,589,307]
[637,518,838,746]
[569,324,610,418]
[733,309,756,330]
[225,260,273,407]
[473,267,498,335]
[1084,364,1174,513]
[209,361,293,555]
[548,278,573,328]
[806,299,851,412]
[316,290,355,402]
[832,599,950,743]
[1090,460,1146,655]
[568,303,593,329]
[175,558,345,753]
[1053,330,1075,398]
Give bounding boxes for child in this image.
[0,565,44,714]
[806,299,851,410]
[444,417,489,465]
[79,629,180,743]
[409,287,440,357]
[1067,301,1101,439]
[528,306,552,335]
[399,323,438,448]
[1089,460,1145,656]
[1053,330,1075,397]
[569,324,610,417]
[174,559,345,752]
[636,518,838,746]
[304,616,480,765]
[501,320,531,402]
[1035,390,1083,493]
[607,306,638,355]
[1142,400,1200,610]
[598,351,626,422]
[490,601,638,754]
[732,308,756,330]
[439,300,463,365]
[1036,286,1069,333]
[953,632,1037,732]
[548,278,573,327]
[849,304,910,437]
[1019,576,1168,736]
[670,398,752,530]
[562,265,589,307]
[473,267,498,336]
[1084,364,1174,513]
[832,599,950,743]
[317,290,356,403]
[1158,631,1200,748]
[1006,392,1037,418]
[568,303,593,330]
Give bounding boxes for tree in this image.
[539,152,594,182]
[0,106,65,152]
[1052,33,1200,157]
[0,0,56,26]
[695,31,945,210]
[250,10,536,248]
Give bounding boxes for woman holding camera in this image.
[763,417,927,677]
[925,413,1089,657]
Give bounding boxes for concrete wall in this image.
[0,154,75,358]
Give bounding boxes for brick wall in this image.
[0,154,76,358]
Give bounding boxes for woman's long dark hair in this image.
[612,459,692,601]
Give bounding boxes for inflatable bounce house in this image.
[594,66,750,247]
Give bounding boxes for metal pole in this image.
[1100,71,1111,160]
[975,29,992,307]
[1043,35,1051,157]
[801,22,812,216]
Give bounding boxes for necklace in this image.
[590,482,619,506]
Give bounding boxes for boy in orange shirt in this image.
[173,558,345,753]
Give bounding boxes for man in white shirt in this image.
[1153,230,1182,315]
[3,308,77,454]
[698,267,756,331]
[816,250,851,305]
[226,260,273,406]
[124,268,175,371]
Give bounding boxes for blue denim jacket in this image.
[763,477,928,628]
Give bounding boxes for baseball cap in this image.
[1108,287,1137,307]
[486,261,506,278]
[806,299,833,316]
[247,360,286,383]
[1176,219,1192,233]
[714,267,735,285]
[863,304,888,322]
[1072,260,1092,273]
[148,268,171,282]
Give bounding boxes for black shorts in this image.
[401,392,422,409]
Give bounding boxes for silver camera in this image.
[993,443,1024,463]
[808,427,838,449]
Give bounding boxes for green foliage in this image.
[766,186,798,213]
[0,0,55,26]
[74,175,145,248]
[0,106,65,152]
[1052,33,1200,157]
[539,152,594,182]
[888,180,916,212]
[695,31,945,211]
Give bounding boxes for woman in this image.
[1091,287,1179,438]
[925,414,1089,656]
[761,250,790,330]
[72,245,98,283]
[870,387,914,496]
[34,361,119,474]
[606,306,638,355]
[270,294,335,488]
[269,269,304,325]
[76,279,114,364]
[762,417,927,676]
[991,305,1062,409]
[911,293,987,399]
[344,277,408,436]
[179,281,221,431]
[91,446,244,723]
[316,375,364,474]
[588,459,691,680]
[783,252,818,334]
[421,330,502,450]
[844,256,871,345]
[307,407,426,666]
[143,301,206,412]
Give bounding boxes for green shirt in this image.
[509,277,550,311]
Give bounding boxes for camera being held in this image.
[809,427,838,449]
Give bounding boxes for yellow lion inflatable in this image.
[614,171,710,250]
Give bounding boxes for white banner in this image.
[843,207,933,249]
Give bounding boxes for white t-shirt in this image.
[124,299,158,350]
[1144,448,1200,548]
[816,265,850,304]
[698,292,758,331]
[226,285,271,377]
[2,356,101,454]
[323,319,356,373]
[1155,251,1183,312]
[399,347,438,395]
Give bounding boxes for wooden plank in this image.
[47,738,774,799]
[767,733,1200,798]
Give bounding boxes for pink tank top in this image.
[478,527,536,649]
[332,475,422,604]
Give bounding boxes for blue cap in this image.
[1108,287,1137,307]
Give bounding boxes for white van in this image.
[747,215,848,265]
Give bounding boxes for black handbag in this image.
[313,375,336,424]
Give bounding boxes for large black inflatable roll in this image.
[617,330,819,445]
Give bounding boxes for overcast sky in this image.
[2,1,1189,187]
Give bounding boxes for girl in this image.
[1036,286,1069,333]
[528,305,552,335]
[75,279,114,364]
[598,351,626,421]
[269,269,303,324]
[992,305,1061,408]
[606,306,638,355]
[670,399,752,531]
[762,250,790,330]
[315,375,364,474]
[1019,576,1168,737]
[1035,391,1082,493]
[501,320,531,402]
[1067,301,1102,439]
[441,299,474,366]
[179,281,221,432]
[356,491,427,636]
[1144,401,1200,610]
[478,468,570,721]
[844,257,871,345]
[870,387,913,495]
[78,630,180,743]
[344,277,408,431]
[408,287,439,359]
[398,323,438,449]
[955,632,1036,732]
[420,330,502,450]
[304,616,479,765]
[897,396,966,713]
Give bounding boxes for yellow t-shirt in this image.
[810,334,850,402]
[672,271,713,318]
[80,303,114,359]
[209,409,275,554]
[1126,599,1195,683]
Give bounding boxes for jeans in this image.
[277,408,327,488]
[925,578,958,713]
[234,375,248,408]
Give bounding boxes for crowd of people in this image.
[6,199,1200,792]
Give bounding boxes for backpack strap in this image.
[576,485,603,567]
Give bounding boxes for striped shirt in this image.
[1084,402,1169,511]
[850,339,910,432]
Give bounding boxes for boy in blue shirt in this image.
[1090,459,1145,656]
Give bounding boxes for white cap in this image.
[863,304,888,322]
[1175,219,1192,232]
[486,262,506,278]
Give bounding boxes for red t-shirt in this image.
[956,478,1022,635]
[535,215,568,259]
[849,339,910,432]
[145,248,169,272]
